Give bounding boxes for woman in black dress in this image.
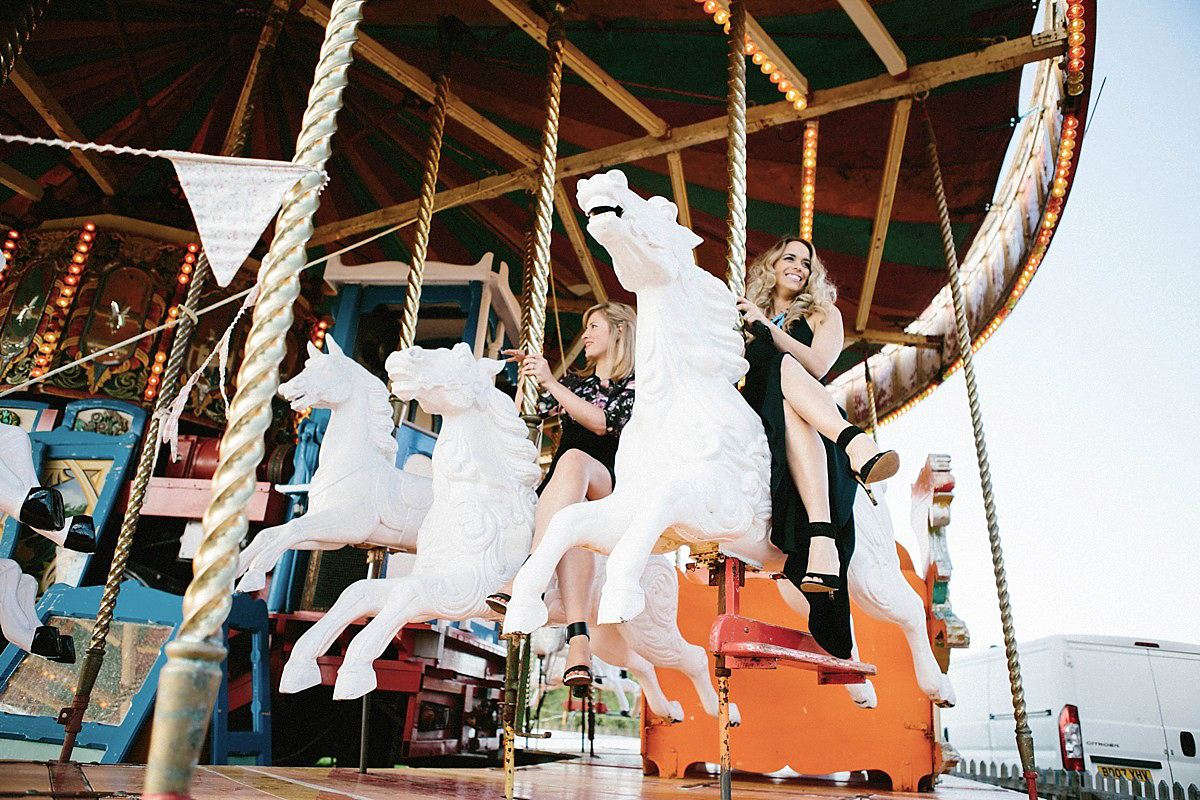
[736,238,897,659]
[487,302,636,691]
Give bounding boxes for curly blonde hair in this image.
[745,237,837,332]
[574,302,636,382]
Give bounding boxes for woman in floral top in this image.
[487,302,636,693]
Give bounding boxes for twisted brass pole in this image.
[921,105,1037,800]
[719,8,747,800]
[56,5,288,763]
[396,70,450,351]
[0,0,49,87]
[143,3,364,797]
[863,357,880,436]
[516,1,565,419]
[506,7,565,798]
[723,0,748,299]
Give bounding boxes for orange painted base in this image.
[643,547,945,791]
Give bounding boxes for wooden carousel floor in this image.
[1,758,1019,800]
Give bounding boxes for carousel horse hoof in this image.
[666,701,685,723]
[729,702,741,727]
[20,487,65,533]
[596,585,645,625]
[62,515,96,553]
[31,625,75,663]
[931,675,957,708]
[848,680,878,709]
[235,570,266,594]
[278,659,323,694]
[333,664,377,700]
[501,597,548,635]
[836,425,900,486]
[484,592,510,615]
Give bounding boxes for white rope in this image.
[0,133,324,174]
[0,216,417,400]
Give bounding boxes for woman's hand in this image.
[736,296,769,328]
[503,348,557,386]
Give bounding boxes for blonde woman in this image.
[488,302,636,693]
[736,238,897,660]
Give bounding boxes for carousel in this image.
[0,1,1095,800]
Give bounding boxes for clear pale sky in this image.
[881,2,1200,651]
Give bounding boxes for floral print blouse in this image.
[539,372,636,436]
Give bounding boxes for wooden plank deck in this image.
[1,761,1021,800]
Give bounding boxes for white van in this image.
[942,635,1200,788]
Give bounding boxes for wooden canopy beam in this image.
[836,0,907,76]
[221,0,289,156]
[0,161,42,201]
[11,60,118,196]
[485,0,670,138]
[855,96,911,332]
[710,0,809,96]
[666,151,693,231]
[554,181,608,302]
[311,31,1065,245]
[844,328,941,349]
[301,0,537,169]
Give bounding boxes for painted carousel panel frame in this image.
[0,581,180,762]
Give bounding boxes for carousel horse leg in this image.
[236,511,354,593]
[846,521,955,708]
[589,623,682,722]
[597,496,676,624]
[278,577,393,694]
[334,578,426,699]
[505,500,625,634]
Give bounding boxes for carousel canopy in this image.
[0,0,1090,421]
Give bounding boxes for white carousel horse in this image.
[234,338,433,593]
[0,424,97,663]
[272,343,735,723]
[503,169,955,709]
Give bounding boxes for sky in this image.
[880,2,1200,652]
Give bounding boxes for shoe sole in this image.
[862,450,900,484]
[799,582,836,594]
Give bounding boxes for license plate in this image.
[1097,766,1153,782]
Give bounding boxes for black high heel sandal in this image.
[836,425,899,506]
[562,621,593,698]
[484,592,510,615]
[800,521,841,594]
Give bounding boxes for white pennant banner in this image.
[169,153,319,287]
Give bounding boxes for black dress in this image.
[537,373,635,494]
[742,316,856,660]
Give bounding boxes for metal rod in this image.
[723,0,748,298]
[57,5,287,762]
[516,1,566,417]
[142,4,364,797]
[502,634,521,800]
[921,102,1037,800]
[357,548,386,774]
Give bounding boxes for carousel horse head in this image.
[280,338,363,411]
[575,169,703,292]
[386,342,507,416]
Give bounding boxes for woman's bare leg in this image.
[500,449,612,674]
[782,403,838,576]
[779,357,881,472]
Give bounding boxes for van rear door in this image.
[1147,645,1200,787]
[1071,641,1170,786]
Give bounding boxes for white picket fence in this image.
[956,760,1200,800]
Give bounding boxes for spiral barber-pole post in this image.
[142,3,364,798]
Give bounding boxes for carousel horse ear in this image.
[648,196,679,223]
[451,341,473,357]
[605,169,629,188]
[307,341,321,359]
[325,337,344,356]
[479,356,505,376]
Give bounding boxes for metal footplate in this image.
[710,614,876,683]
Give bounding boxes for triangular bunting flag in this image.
[169,153,319,286]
